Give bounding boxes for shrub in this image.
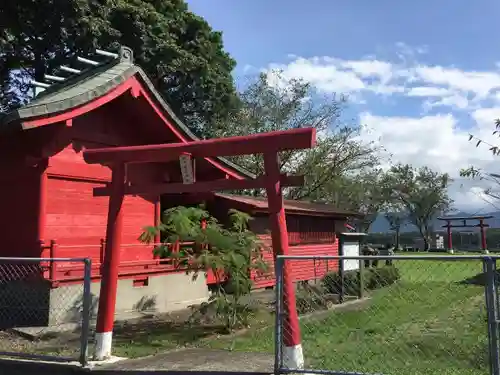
[322,265,400,296]
[322,270,363,296]
[367,265,400,289]
[295,283,330,314]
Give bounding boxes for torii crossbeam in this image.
[83,128,315,366]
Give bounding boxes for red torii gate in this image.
[83,128,316,367]
[437,215,492,253]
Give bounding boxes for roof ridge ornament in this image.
[119,46,133,63]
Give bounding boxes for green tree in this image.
[215,71,381,200]
[384,164,452,250]
[384,211,407,249]
[460,120,500,201]
[0,0,238,135]
[306,168,391,232]
[139,206,267,332]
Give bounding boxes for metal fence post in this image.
[494,259,500,324]
[358,257,365,299]
[79,258,92,367]
[274,256,284,374]
[484,257,500,375]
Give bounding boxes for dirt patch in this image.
[0,329,82,359]
[0,290,276,360]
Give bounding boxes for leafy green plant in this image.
[139,206,268,333]
[322,265,400,296]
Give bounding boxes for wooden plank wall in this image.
[250,215,340,288]
[0,166,41,257]
[251,241,339,288]
[45,144,156,265]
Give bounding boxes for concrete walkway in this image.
[94,348,273,372]
[0,348,273,374]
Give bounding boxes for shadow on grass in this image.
[113,318,227,346]
[459,270,500,286]
[35,318,230,358]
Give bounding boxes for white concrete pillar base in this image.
[94,331,113,361]
[282,344,305,369]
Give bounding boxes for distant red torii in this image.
[437,215,492,253]
[83,127,315,367]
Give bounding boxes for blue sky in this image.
[187,0,499,71]
[187,0,500,211]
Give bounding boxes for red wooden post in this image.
[99,238,106,266]
[154,197,161,245]
[153,197,161,259]
[480,219,488,252]
[49,239,57,281]
[263,152,303,369]
[94,163,125,360]
[37,161,48,255]
[446,221,453,252]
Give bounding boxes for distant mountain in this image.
[369,211,500,233]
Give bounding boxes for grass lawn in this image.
[205,258,490,375]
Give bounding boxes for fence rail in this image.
[0,257,92,366]
[274,254,500,375]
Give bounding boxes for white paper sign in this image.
[343,241,360,271]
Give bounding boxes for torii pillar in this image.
[264,152,302,369]
[94,163,125,359]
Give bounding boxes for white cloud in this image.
[414,65,500,99]
[358,109,500,211]
[264,45,500,111]
[422,94,469,112]
[339,59,394,82]
[268,58,366,94]
[407,86,451,97]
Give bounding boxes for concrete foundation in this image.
[0,272,210,331]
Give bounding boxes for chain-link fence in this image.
[274,254,500,375]
[0,257,92,366]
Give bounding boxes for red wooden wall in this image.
[0,164,42,257]
[248,215,339,288]
[44,141,157,275]
[251,242,339,288]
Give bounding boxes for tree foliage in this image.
[460,166,500,202]
[0,0,238,135]
[461,118,500,202]
[214,71,381,201]
[466,119,500,156]
[308,168,390,232]
[383,164,452,249]
[139,206,267,332]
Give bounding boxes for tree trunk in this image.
[417,224,428,251]
[395,227,400,250]
[423,237,430,251]
[424,225,431,251]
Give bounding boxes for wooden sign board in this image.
[179,154,194,184]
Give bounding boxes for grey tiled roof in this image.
[1,46,253,178]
